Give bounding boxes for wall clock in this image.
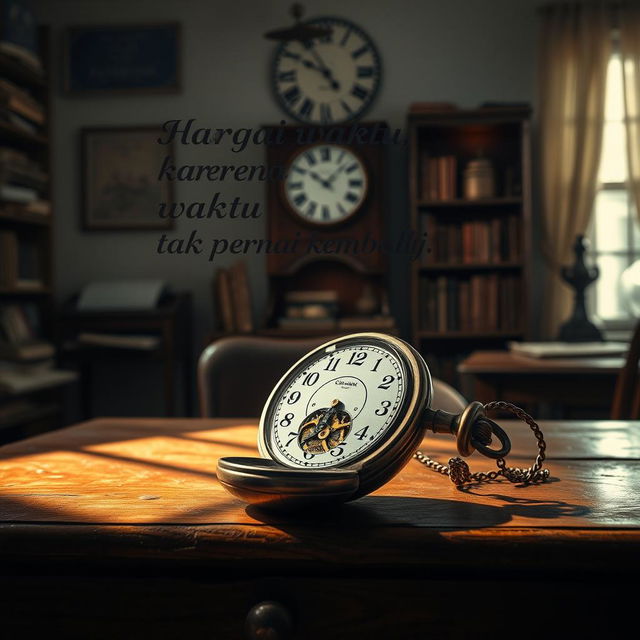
[272,16,382,124]
[217,333,547,511]
[283,143,369,226]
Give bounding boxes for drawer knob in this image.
[245,600,294,640]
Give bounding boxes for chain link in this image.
[414,401,550,487]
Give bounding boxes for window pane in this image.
[593,254,630,320]
[593,189,629,251]
[598,121,628,183]
[605,54,624,121]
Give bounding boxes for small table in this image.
[458,350,623,415]
[0,417,638,637]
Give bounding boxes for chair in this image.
[611,320,640,419]
[197,336,468,418]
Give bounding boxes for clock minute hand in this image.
[309,170,333,190]
[327,163,348,184]
[304,43,340,90]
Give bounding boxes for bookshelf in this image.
[0,28,74,443]
[408,107,532,386]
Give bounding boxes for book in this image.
[228,261,253,333]
[0,183,37,202]
[0,340,53,360]
[0,77,45,124]
[0,0,43,73]
[215,268,235,333]
[0,368,76,395]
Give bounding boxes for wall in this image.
[36,0,541,412]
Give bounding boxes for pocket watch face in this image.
[260,335,418,469]
[284,144,368,225]
[272,16,382,124]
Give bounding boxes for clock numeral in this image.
[293,193,307,207]
[306,201,317,217]
[340,100,353,116]
[278,70,296,83]
[305,152,317,166]
[375,400,392,416]
[319,104,333,124]
[282,86,301,105]
[281,50,300,61]
[324,357,340,371]
[349,179,363,188]
[351,44,369,59]
[330,446,344,457]
[287,391,301,405]
[337,203,347,217]
[303,451,314,460]
[351,84,369,101]
[344,192,359,203]
[288,181,303,190]
[286,431,298,447]
[337,150,346,163]
[345,163,359,173]
[280,413,295,428]
[293,166,307,175]
[354,426,370,441]
[340,27,353,46]
[378,375,395,390]
[322,205,331,221]
[347,351,367,366]
[320,146,331,162]
[319,26,333,43]
[303,372,320,386]
[357,66,374,78]
[299,98,314,118]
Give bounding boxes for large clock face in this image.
[264,338,408,469]
[272,16,382,124]
[284,144,368,225]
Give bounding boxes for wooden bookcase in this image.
[408,107,532,386]
[0,28,73,442]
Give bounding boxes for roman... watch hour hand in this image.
[309,170,333,190]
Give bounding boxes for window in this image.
[588,52,639,328]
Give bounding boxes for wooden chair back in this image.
[611,320,640,419]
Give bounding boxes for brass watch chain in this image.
[414,401,550,487]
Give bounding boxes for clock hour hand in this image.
[303,42,340,90]
[309,170,333,190]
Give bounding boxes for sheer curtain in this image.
[620,4,640,224]
[538,3,611,338]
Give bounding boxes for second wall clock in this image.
[272,16,382,125]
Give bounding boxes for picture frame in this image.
[64,23,181,95]
[81,126,174,231]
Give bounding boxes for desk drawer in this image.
[3,574,632,639]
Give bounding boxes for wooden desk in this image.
[458,350,623,414]
[1,418,638,638]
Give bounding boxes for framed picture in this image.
[64,23,180,95]
[81,126,174,231]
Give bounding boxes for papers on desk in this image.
[508,341,628,358]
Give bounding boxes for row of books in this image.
[0,302,54,361]
[424,215,521,265]
[420,154,457,201]
[0,230,43,289]
[420,274,521,333]
[214,261,254,334]
[0,77,45,125]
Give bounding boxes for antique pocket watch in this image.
[217,333,548,510]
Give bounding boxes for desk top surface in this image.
[458,350,625,374]
[1,418,639,571]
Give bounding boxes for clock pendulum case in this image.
[217,333,550,510]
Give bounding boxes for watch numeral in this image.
[324,357,340,371]
[345,163,359,173]
[322,205,331,220]
[351,84,369,101]
[340,27,352,46]
[378,375,395,390]
[319,103,333,123]
[280,413,295,427]
[351,44,369,59]
[286,431,298,447]
[357,66,374,78]
[375,400,392,416]
[282,86,301,104]
[306,201,317,217]
[287,391,301,405]
[344,192,358,203]
[330,446,344,457]
[293,193,307,207]
[354,426,370,440]
[347,351,367,366]
[299,98,314,118]
[371,358,382,372]
[305,152,317,166]
[303,372,320,386]
[349,179,363,188]
[320,146,331,162]
[303,451,314,460]
[278,70,296,82]
[288,181,303,190]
